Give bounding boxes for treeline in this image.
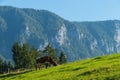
[0,57,13,74]
[1,42,67,73]
[12,42,39,70]
[12,42,67,70]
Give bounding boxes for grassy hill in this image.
[1,53,120,80]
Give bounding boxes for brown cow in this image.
[36,56,57,69]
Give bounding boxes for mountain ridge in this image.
[0,6,120,61]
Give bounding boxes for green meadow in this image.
[1,53,120,80]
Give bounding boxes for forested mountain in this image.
[0,6,120,61]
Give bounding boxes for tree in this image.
[12,42,22,69]
[2,61,8,73]
[7,61,13,73]
[21,43,30,68]
[59,52,67,64]
[37,50,43,58]
[43,43,58,62]
[0,57,3,73]
[29,46,39,68]
[12,42,39,69]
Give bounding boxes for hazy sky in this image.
[0,0,120,21]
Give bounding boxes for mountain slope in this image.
[1,53,120,80]
[0,6,120,61]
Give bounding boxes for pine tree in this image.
[43,43,58,62]
[21,43,30,68]
[7,61,13,74]
[37,50,43,58]
[0,57,3,73]
[12,42,22,69]
[59,52,67,64]
[29,46,39,68]
[12,42,39,69]
[2,61,8,73]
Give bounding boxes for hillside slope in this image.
[1,53,120,80]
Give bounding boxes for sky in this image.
[0,0,120,21]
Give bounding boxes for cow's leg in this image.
[35,64,37,70]
[36,64,38,70]
[38,63,41,70]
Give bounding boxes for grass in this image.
[1,53,120,80]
